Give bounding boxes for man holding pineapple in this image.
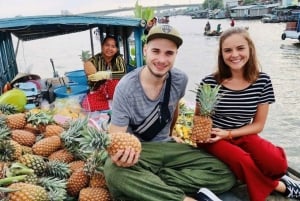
[104,24,235,201]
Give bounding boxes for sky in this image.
[0,0,202,18]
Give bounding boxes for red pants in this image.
[198,134,288,201]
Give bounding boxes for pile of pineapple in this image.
[0,104,142,201]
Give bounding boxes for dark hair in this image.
[214,27,260,84]
[101,35,121,70]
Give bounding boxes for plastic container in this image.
[54,84,89,98]
[65,70,88,85]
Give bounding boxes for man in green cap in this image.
[104,24,235,201]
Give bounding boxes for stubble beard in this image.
[146,65,168,78]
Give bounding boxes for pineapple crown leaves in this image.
[0,126,11,141]
[0,140,15,162]
[84,150,108,175]
[77,125,111,152]
[46,160,71,179]
[38,176,67,201]
[38,176,67,191]
[26,110,55,126]
[0,104,18,115]
[190,83,222,116]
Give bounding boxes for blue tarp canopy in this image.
[0,15,145,41]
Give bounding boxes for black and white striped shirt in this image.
[199,72,275,129]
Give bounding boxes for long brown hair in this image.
[214,27,260,84]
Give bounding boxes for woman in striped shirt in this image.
[196,27,300,201]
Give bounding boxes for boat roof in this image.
[0,14,146,41]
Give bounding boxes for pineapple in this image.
[79,187,112,201]
[79,125,142,157]
[1,113,26,129]
[67,167,89,197]
[18,154,47,176]
[11,129,36,147]
[48,149,74,163]
[44,124,64,137]
[32,135,61,157]
[69,160,85,173]
[24,123,40,135]
[89,172,107,188]
[26,111,55,133]
[191,84,221,143]
[8,182,50,201]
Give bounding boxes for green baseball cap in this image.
[146,24,183,48]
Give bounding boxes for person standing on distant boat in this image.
[196,27,300,201]
[230,18,235,27]
[204,21,211,33]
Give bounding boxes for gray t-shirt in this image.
[111,67,188,142]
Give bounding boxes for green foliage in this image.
[134,1,154,21]
[202,0,223,10]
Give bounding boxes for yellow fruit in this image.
[32,136,61,157]
[48,149,74,163]
[107,132,142,156]
[79,187,112,201]
[0,89,27,112]
[67,168,89,197]
[6,113,26,129]
[89,172,107,188]
[11,129,36,147]
[8,182,49,201]
[44,124,64,137]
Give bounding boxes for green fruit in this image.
[0,89,27,112]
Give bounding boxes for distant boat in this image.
[204,31,222,36]
[281,16,300,42]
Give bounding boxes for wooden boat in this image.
[204,30,222,36]
[0,14,299,201]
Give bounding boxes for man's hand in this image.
[111,147,140,167]
[88,71,111,82]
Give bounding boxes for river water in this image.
[15,15,300,171]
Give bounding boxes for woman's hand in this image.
[111,147,140,167]
[88,71,111,81]
[204,128,229,143]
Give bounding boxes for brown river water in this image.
[14,15,300,171]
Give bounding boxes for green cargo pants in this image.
[104,141,235,201]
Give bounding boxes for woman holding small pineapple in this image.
[82,35,126,111]
[196,27,300,201]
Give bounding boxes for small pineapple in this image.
[18,154,47,176]
[67,167,89,197]
[191,84,221,143]
[32,135,61,157]
[48,149,74,163]
[79,125,142,157]
[79,187,112,201]
[44,124,64,137]
[1,113,26,129]
[8,182,50,201]
[69,160,85,173]
[11,129,36,147]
